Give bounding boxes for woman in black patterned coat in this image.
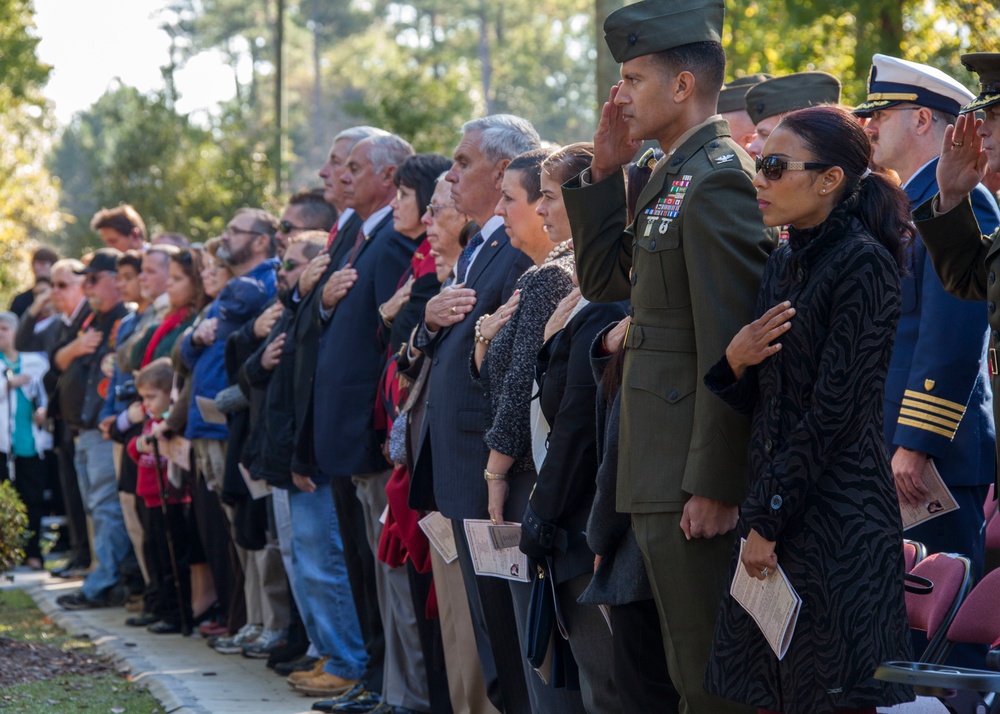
[702,106,915,714]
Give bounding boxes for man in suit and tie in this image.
[294,133,432,713]
[288,126,390,710]
[855,55,999,664]
[408,115,539,714]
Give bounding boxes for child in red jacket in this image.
[128,358,192,634]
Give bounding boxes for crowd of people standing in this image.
[7,1,1000,713]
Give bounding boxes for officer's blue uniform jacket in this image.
[884,157,999,493]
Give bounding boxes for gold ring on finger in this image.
[952,141,964,147]
[450,306,457,315]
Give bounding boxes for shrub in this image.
[0,480,27,575]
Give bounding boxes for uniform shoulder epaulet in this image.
[703,138,742,170]
[636,147,658,170]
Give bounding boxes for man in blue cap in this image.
[856,54,998,579]
[857,53,1000,668]
[563,1,773,711]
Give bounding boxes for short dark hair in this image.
[542,142,595,186]
[394,154,453,214]
[136,357,174,393]
[235,208,280,258]
[288,230,328,261]
[778,105,912,268]
[32,246,59,264]
[90,204,147,241]
[505,148,550,203]
[116,249,144,273]
[287,189,338,233]
[649,41,726,101]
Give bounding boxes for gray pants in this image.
[353,469,430,712]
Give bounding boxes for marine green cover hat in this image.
[959,53,1000,114]
[603,0,725,65]
[718,73,773,114]
[745,72,843,125]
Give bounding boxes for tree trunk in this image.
[478,0,495,115]
[596,0,624,117]
[311,0,322,139]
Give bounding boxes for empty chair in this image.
[878,567,1000,714]
[905,553,974,663]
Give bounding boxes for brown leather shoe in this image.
[293,671,358,697]
[286,656,328,687]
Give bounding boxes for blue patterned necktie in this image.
[454,231,485,284]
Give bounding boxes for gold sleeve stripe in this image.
[900,399,964,422]
[899,407,961,430]
[898,417,957,439]
[903,390,967,415]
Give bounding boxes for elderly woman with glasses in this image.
[703,105,915,714]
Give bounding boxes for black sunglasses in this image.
[755,155,832,181]
[278,220,324,233]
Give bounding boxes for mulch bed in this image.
[0,636,112,688]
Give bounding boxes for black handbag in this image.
[524,556,579,689]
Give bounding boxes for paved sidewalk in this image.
[4,568,318,714]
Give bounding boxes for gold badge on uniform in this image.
[924,379,936,391]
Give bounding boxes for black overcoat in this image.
[702,206,914,713]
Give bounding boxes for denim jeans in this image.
[75,429,132,600]
[288,481,367,680]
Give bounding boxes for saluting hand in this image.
[725,302,795,380]
[937,113,988,215]
[591,82,643,183]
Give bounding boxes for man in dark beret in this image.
[718,73,771,150]
[562,0,774,711]
[744,71,842,156]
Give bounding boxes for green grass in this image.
[0,674,163,713]
[0,590,162,713]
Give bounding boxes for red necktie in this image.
[326,223,339,250]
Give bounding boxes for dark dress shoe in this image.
[148,621,183,634]
[56,591,113,610]
[311,687,383,713]
[126,612,162,627]
[266,637,309,668]
[275,654,319,676]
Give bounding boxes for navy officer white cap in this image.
[854,54,975,118]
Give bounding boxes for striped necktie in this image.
[454,231,485,284]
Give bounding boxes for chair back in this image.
[987,510,1000,552]
[946,567,1000,651]
[905,552,974,663]
[903,539,927,572]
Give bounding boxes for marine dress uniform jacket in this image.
[886,160,997,569]
[563,117,773,714]
[914,187,1000,494]
[563,119,774,513]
